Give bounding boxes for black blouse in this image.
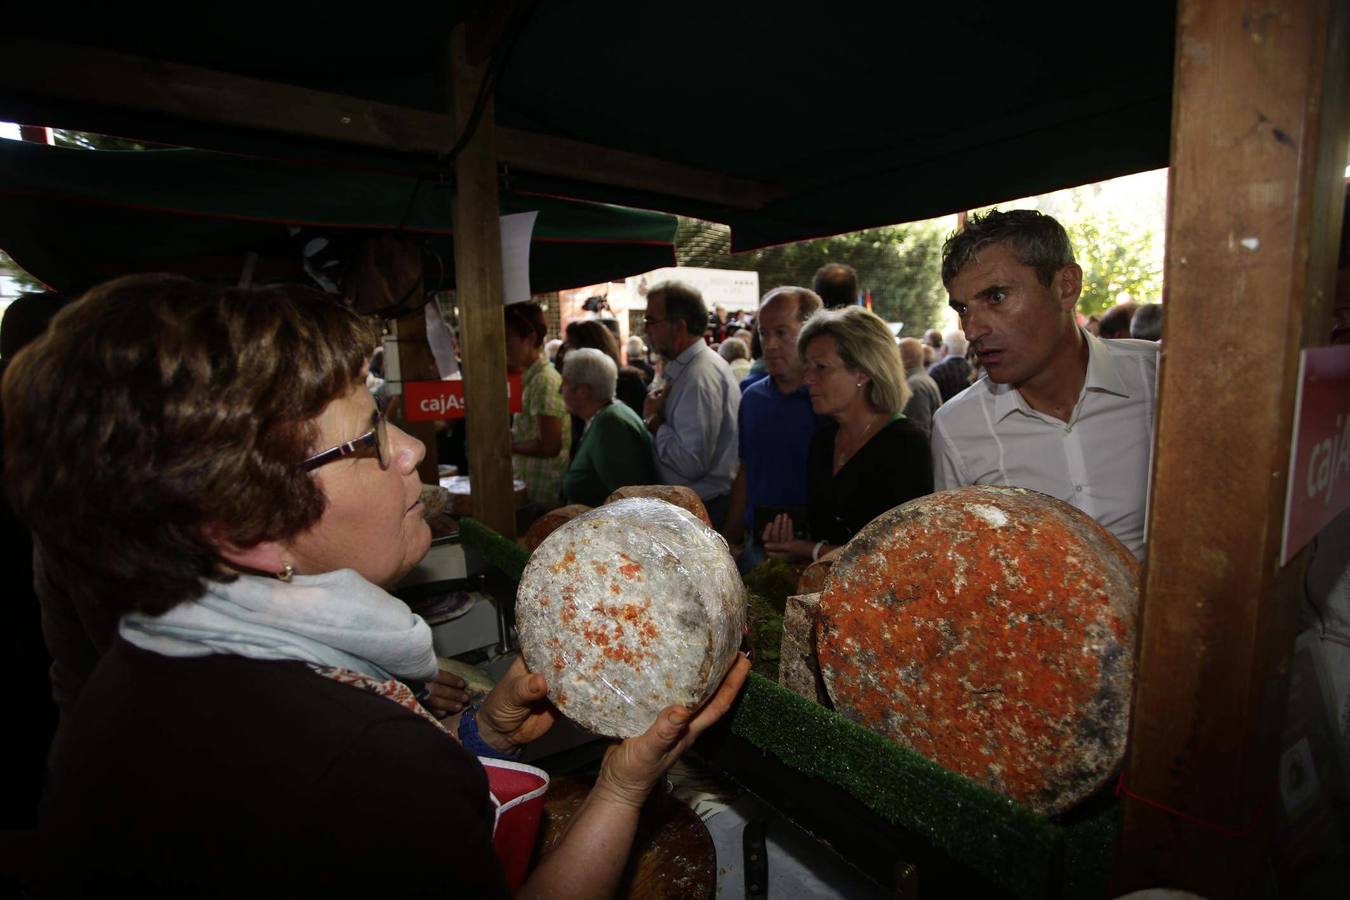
[806,417,934,546]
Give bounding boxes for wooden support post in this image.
[1117,0,1349,895]
[389,310,441,487]
[450,24,516,538]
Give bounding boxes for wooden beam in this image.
[1116,0,1350,895]
[389,310,443,488]
[450,25,516,539]
[0,38,772,211]
[494,127,779,212]
[1,39,452,158]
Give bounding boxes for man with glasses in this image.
[641,281,740,530]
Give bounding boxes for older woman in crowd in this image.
[4,274,748,897]
[625,334,654,383]
[563,318,647,420]
[506,301,570,506]
[560,348,658,507]
[718,334,752,382]
[763,306,932,562]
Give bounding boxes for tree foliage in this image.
[1063,211,1164,318]
[973,173,1166,318]
[0,249,44,294]
[678,218,953,335]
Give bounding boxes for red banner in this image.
[403,374,524,422]
[1282,344,1350,565]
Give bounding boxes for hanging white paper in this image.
[425,302,460,378]
[500,211,538,305]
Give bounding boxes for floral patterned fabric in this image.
[511,355,571,505]
[310,664,450,734]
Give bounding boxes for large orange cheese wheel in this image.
[518,504,592,552]
[603,484,711,527]
[817,485,1139,815]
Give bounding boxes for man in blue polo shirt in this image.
[721,286,827,572]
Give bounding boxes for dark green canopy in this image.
[2,2,1176,250]
[0,139,676,294]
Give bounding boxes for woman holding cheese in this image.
[5,274,748,898]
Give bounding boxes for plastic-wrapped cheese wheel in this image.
[817,485,1139,815]
[516,498,745,738]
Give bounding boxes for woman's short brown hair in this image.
[564,319,621,365]
[2,274,379,617]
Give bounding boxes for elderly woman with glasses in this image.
[5,274,748,898]
[559,348,657,507]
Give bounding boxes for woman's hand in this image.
[593,654,751,809]
[760,514,816,560]
[475,657,558,753]
[422,670,471,719]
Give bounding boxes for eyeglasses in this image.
[642,315,666,326]
[298,408,392,472]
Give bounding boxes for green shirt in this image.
[563,401,657,507]
[511,356,571,505]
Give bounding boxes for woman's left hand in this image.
[421,670,471,719]
[593,654,752,808]
[475,657,558,753]
[760,514,816,560]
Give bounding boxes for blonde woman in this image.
[762,306,933,561]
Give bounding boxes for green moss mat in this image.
[734,672,1061,897]
[462,518,1117,898]
[742,558,801,613]
[745,590,783,680]
[460,517,530,582]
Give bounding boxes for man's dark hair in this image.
[1130,303,1163,340]
[648,280,708,336]
[1098,302,1138,339]
[941,209,1076,288]
[812,263,858,309]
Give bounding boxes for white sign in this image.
[625,267,761,312]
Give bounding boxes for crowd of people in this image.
[2,207,1181,894]
[509,210,1165,570]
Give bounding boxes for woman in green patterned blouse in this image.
[505,303,571,506]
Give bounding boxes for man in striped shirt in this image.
[931,210,1158,559]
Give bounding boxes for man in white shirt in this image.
[642,280,741,529]
[931,209,1158,558]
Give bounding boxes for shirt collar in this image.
[662,339,704,381]
[988,328,1129,421]
[1081,329,1130,397]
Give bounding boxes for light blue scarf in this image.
[120,569,437,682]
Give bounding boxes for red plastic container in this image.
[480,758,551,891]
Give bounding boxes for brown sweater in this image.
[31,638,510,899]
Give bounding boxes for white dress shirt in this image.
[931,332,1158,558]
[655,340,741,501]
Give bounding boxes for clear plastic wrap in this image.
[515,498,746,738]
